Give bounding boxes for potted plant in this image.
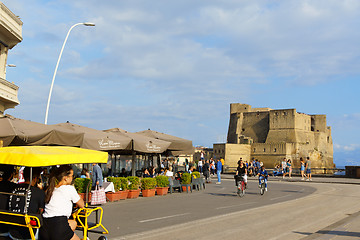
[141,178,157,197]
[74,178,92,203]
[155,175,169,195]
[106,177,128,201]
[180,172,192,192]
[191,171,201,179]
[126,176,141,199]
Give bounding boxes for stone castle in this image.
[214,103,334,172]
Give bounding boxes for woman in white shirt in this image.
[40,165,84,240]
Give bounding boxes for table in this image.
[102,182,115,193]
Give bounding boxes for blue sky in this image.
[2,0,360,166]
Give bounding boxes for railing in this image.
[225,167,345,175]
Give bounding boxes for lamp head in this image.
[83,22,95,26]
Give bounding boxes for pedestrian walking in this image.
[203,160,211,183]
[198,159,203,173]
[305,157,312,181]
[216,159,222,184]
[300,157,306,180]
[287,159,292,178]
[92,163,103,189]
[281,158,287,179]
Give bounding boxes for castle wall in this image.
[251,143,296,168]
[241,112,269,143]
[226,103,335,173]
[230,103,251,114]
[311,115,327,133]
[213,143,251,172]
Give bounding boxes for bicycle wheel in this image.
[239,181,245,197]
[260,182,265,195]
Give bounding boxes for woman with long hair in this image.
[40,165,84,240]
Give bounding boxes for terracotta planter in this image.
[78,193,92,203]
[127,189,141,199]
[106,190,128,202]
[181,186,191,193]
[156,187,169,196]
[142,189,156,197]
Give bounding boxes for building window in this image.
[263,148,266,152]
[284,112,287,116]
[253,148,256,152]
[274,148,277,152]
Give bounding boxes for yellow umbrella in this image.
[0,146,108,167]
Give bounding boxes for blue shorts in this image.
[306,169,311,174]
[301,166,305,171]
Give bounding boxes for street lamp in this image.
[44,22,95,124]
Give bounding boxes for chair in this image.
[198,177,206,190]
[168,177,182,193]
[191,176,201,191]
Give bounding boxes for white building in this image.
[0,2,22,116]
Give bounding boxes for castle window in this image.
[263,148,266,152]
[274,148,277,152]
[283,112,287,116]
[327,136,330,143]
[253,148,256,152]
[242,128,245,132]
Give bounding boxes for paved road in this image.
[82,177,360,240]
[83,177,317,239]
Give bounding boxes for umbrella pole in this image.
[131,140,136,176]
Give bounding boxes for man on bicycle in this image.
[235,159,247,189]
[257,165,268,191]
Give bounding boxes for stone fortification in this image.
[220,103,334,173]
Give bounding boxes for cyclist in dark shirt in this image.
[235,159,248,188]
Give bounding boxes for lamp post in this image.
[44,22,95,124]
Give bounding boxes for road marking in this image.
[270,194,292,201]
[216,202,255,210]
[139,213,190,223]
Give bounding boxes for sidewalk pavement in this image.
[221,173,360,240]
[302,210,360,240]
[221,173,360,185]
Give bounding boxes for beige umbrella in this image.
[104,128,171,153]
[53,122,132,151]
[136,129,194,155]
[0,115,84,147]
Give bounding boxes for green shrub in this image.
[74,178,92,193]
[181,172,191,184]
[155,175,169,188]
[191,171,201,179]
[127,176,140,190]
[141,177,157,190]
[107,177,128,191]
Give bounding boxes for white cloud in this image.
[3,0,360,148]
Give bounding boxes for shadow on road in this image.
[206,191,259,197]
[294,230,360,239]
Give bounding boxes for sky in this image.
[2,0,360,166]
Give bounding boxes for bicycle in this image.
[259,177,266,195]
[235,175,246,197]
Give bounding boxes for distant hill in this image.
[334,148,360,167]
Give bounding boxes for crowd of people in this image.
[0,163,104,240]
